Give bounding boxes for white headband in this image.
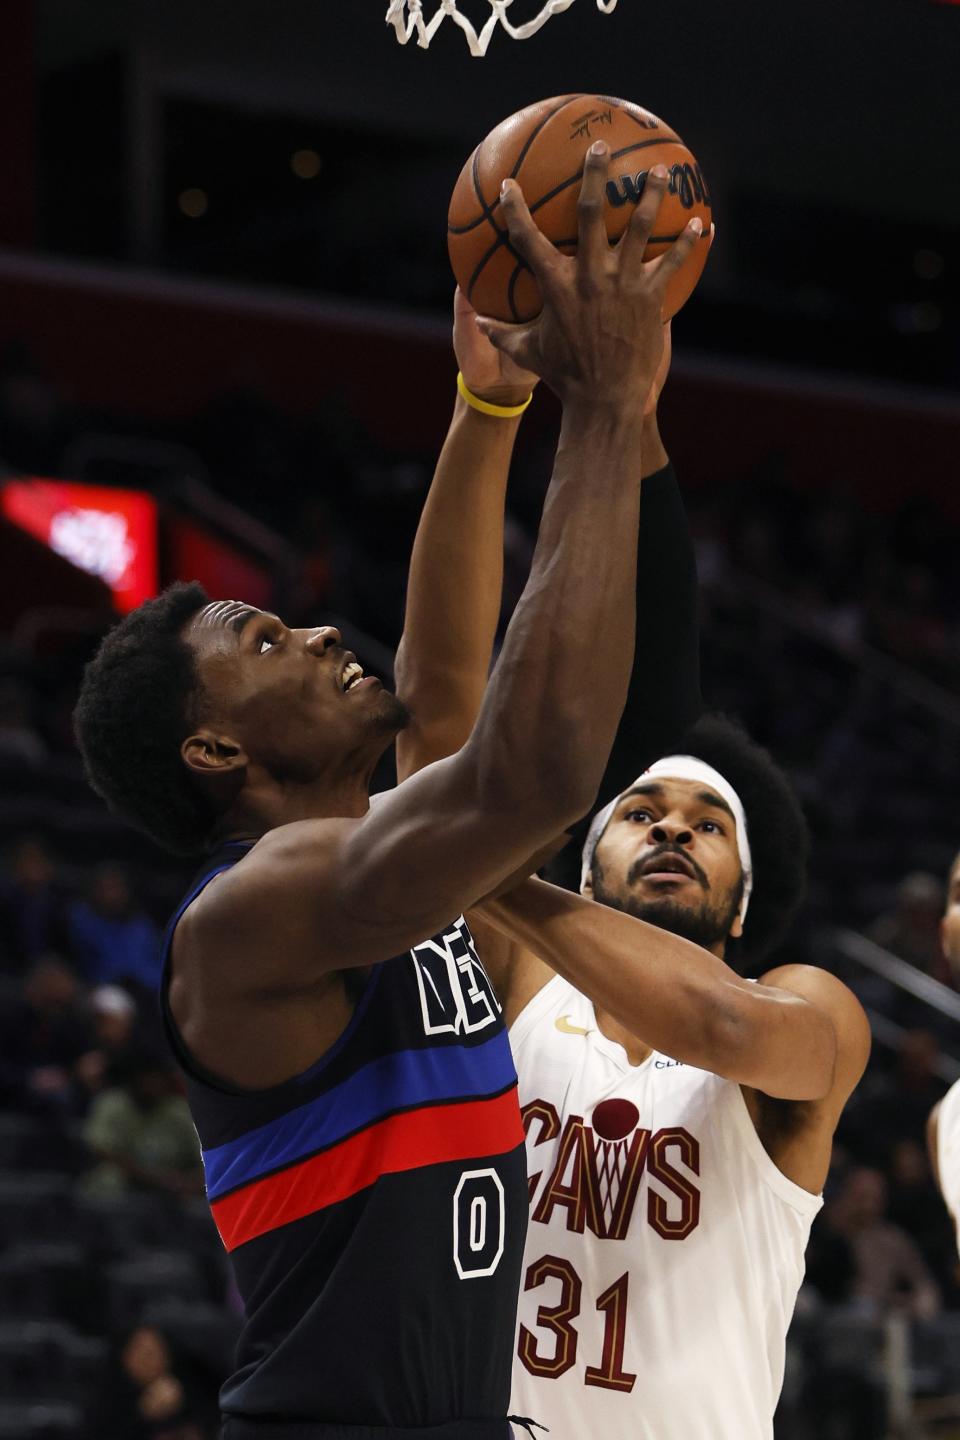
[580,754,754,924]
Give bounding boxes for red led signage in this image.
[1,478,158,612]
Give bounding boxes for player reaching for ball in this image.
[398,151,872,1439]
[73,158,702,1440]
[927,850,960,1255]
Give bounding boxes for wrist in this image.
[453,395,523,436]
[470,383,535,409]
[457,371,533,416]
[559,396,647,447]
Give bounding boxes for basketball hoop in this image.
[385,0,619,56]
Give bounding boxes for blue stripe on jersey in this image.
[202,1027,517,1201]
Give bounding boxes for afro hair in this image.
[672,712,810,968]
[73,582,215,856]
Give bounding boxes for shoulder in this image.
[173,819,364,1001]
[183,820,358,933]
[759,963,871,1102]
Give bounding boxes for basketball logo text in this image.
[569,106,614,142]
[606,162,712,212]
[521,1098,701,1241]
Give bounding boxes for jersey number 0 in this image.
[454,1168,506,1279]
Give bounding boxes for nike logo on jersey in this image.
[555,1015,593,1037]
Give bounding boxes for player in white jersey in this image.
[927,850,960,1247]
[394,174,871,1438]
[473,722,870,1440]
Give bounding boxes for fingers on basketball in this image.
[499,180,560,287]
[649,215,705,287]
[576,142,612,283]
[617,165,672,275]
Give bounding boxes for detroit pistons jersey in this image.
[937,1077,960,1251]
[160,842,529,1435]
[508,974,822,1440]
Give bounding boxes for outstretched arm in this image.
[396,305,693,789]
[479,876,870,1104]
[547,322,703,894]
[588,340,702,802]
[394,288,538,784]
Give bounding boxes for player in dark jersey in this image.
[72,153,704,1440]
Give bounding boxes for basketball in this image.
[448,94,713,324]
[592,1097,641,1142]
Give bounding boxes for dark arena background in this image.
[1,2,959,1437]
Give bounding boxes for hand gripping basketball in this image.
[475,143,703,417]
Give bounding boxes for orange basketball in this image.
[448,94,713,323]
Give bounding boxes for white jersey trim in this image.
[723,1077,823,1217]
[511,971,822,1218]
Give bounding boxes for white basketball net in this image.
[386,0,619,56]
[595,1137,629,1230]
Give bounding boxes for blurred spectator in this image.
[82,1051,204,1196]
[87,1324,216,1440]
[0,678,46,763]
[74,983,140,1098]
[868,871,950,983]
[815,1166,941,1318]
[848,1029,947,1163]
[0,954,93,1111]
[68,863,161,991]
[885,1030,946,1143]
[0,835,72,972]
[886,1137,960,1299]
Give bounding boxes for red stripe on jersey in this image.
[211,1087,523,1252]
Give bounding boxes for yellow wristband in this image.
[457,371,533,419]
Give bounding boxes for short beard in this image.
[591,859,742,953]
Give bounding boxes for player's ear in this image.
[181,730,247,779]
[729,909,744,941]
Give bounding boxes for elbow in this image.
[471,736,597,836]
[477,778,584,844]
[526,745,605,831]
[709,989,836,1102]
[496,767,594,838]
[534,778,596,834]
[700,991,757,1079]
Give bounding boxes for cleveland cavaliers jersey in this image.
[937,1077,960,1250]
[160,841,529,1435]
[508,974,822,1440]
